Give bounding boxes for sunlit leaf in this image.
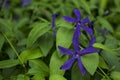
[20,48,43,63]
[50,51,68,75]
[81,53,99,75]
[50,74,66,80]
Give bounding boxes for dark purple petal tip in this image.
[73,8,81,20]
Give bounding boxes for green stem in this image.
[96,71,104,77]
[98,67,110,80]
[2,33,26,69]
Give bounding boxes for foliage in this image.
[0,0,120,80]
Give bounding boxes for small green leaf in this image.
[110,71,120,80]
[50,74,66,80]
[27,23,51,47]
[93,43,117,54]
[20,48,43,63]
[0,59,19,68]
[28,59,49,77]
[39,32,54,56]
[50,51,68,75]
[81,53,99,75]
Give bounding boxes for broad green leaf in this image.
[19,48,43,63]
[97,17,113,33]
[81,53,99,75]
[39,32,54,56]
[0,59,19,68]
[56,27,73,53]
[50,51,68,75]
[93,43,117,54]
[28,59,49,77]
[99,56,109,69]
[71,62,90,80]
[110,71,120,80]
[16,74,29,80]
[32,75,45,80]
[27,23,51,47]
[50,74,66,80]
[0,34,4,51]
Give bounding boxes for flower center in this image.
[74,52,80,58]
[77,21,81,25]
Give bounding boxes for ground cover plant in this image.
[0,0,120,80]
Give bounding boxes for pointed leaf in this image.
[0,59,19,68]
[20,48,43,63]
[81,53,99,75]
[50,51,68,75]
[39,32,54,56]
[27,23,51,47]
[56,27,74,53]
[28,59,49,77]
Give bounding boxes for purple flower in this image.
[58,25,98,76]
[50,13,58,35]
[21,0,31,7]
[63,9,93,35]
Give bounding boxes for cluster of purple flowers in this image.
[51,9,98,76]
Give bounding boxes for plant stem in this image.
[2,33,26,69]
[98,67,110,80]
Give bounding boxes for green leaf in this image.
[81,53,99,75]
[50,51,68,75]
[0,74,3,80]
[27,23,51,47]
[101,51,120,71]
[71,62,90,80]
[56,27,73,53]
[39,32,54,56]
[97,17,113,33]
[0,59,19,68]
[100,0,108,9]
[93,43,117,54]
[28,59,49,77]
[16,74,29,80]
[0,34,4,51]
[79,0,91,14]
[110,71,120,80]
[50,74,66,80]
[32,75,45,80]
[19,48,43,63]
[99,56,109,69]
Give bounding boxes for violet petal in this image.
[60,58,75,70]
